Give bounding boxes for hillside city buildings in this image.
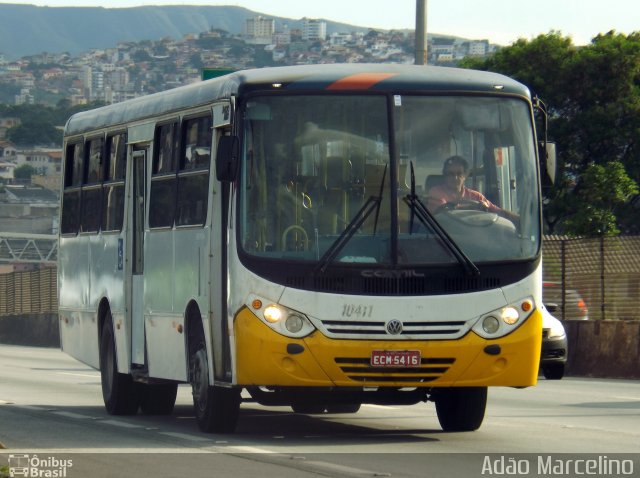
[0,16,496,257]
[0,17,495,107]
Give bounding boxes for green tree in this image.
[14,164,35,180]
[460,31,640,236]
[564,162,638,236]
[564,32,640,181]
[7,119,61,146]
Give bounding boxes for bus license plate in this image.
[371,350,421,367]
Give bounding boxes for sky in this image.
[3,0,639,46]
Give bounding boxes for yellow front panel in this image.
[235,312,333,386]
[234,308,542,388]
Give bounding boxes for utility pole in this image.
[414,0,427,65]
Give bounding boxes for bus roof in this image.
[64,64,531,137]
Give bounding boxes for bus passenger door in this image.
[131,148,147,365]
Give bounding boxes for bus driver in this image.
[427,155,519,224]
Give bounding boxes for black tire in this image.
[190,344,240,433]
[434,387,487,432]
[139,383,178,415]
[99,314,139,415]
[542,363,565,380]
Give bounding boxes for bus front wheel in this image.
[190,345,240,433]
[434,387,487,432]
[99,315,139,415]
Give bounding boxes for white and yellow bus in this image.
[58,64,552,433]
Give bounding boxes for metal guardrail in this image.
[0,267,58,316]
[543,236,640,321]
[0,232,57,264]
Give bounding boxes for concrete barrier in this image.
[0,314,59,347]
[563,320,640,379]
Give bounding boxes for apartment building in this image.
[302,19,327,41]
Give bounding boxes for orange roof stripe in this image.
[326,72,397,90]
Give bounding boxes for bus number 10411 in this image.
[342,304,373,318]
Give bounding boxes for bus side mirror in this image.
[216,135,239,182]
[539,141,556,186]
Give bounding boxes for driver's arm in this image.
[469,190,520,225]
[426,184,450,212]
[426,194,447,212]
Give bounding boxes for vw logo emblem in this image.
[386,319,403,335]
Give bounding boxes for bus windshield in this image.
[239,94,539,266]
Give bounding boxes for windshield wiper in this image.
[403,162,480,277]
[315,164,387,274]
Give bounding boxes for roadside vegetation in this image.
[461,31,640,237]
[0,100,106,148]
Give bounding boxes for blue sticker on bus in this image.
[118,238,123,270]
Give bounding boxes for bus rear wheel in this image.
[434,387,487,432]
[99,315,139,415]
[190,344,240,433]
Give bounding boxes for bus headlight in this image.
[472,297,535,339]
[264,305,283,323]
[501,307,520,325]
[285,314,305,333]
[247,295,316,338]
[482,316,500,334]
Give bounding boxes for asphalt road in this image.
[1,345,639,478]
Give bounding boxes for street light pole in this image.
[414,0,427,65]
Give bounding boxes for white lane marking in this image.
[57,372,101,378]
[228,445,275,454]
[52,411,94,419]
[0,399,14,404]
[305,460,387,476]
[362,404,400,410]
[613,396,640,400]
[158,432,211,442]
[15,405,49,411]
[1,448,215,454]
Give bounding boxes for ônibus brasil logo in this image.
[8,454,73,478]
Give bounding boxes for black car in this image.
[540,304,568,380]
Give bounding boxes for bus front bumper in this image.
[234,309,542,388]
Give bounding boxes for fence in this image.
[1,236,639,320]
[0,267,57,316]
[542,236,640,321]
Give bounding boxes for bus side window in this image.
[176,115,212,226]
[61,142,83,235]
[149,122,178,228]
[80,137,103,233]
[102,133,126,232]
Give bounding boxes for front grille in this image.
[335,357,455,384]
[319,319,468,339]
[281,274,502,295]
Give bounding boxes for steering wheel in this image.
[435,199,488,214]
